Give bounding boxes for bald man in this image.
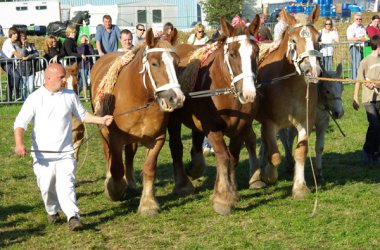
[14,63,113,231]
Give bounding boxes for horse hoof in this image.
[138,207,160,216]
[292,185,310,200]
[172,185,195,196]
[249,180,267,189]
[213,202,233,216]
[126,187,141,198]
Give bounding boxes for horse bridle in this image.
[139,47,181,96]
[224,35,257,93]
[286,23,322,75]
[317,81,342,111]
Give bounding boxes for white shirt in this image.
[14,86,87,159]
[320,29,339,56]
[187,33,209,45]
[346,23,366,47]
[1,38,16,58]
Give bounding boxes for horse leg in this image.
[124,143,140,196]
[138,135,166,216]
[104,132,129,201]
[315,114,329,183]
[168,115,194,195]
[246,127,266,189]
[278,127,297,175]
[186,130,207,180]
[292,126,310,199]
[261,122,281,184]
[208,131,238,215]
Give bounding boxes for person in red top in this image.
[366,15,380,38]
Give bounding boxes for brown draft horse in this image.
[168,16,261,215]
[249,7,322,199]
[89,28,185,215]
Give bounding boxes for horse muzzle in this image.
[156,88,185,112]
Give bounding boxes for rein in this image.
[29,102,154,154]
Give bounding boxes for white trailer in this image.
[0,0,61,30]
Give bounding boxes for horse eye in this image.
[151,62,159,67]
[326,90,330,94]
[230,53,236,59]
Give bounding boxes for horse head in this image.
[219,15,260,104]
[142,28,185,112]
[82,11,91,26]
[319,63,344,119]
[283,6,322,83]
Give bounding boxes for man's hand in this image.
[364,83,375,90]
[103,115,114,126]
[14,143,27,157]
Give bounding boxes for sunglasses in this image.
[198,30,204,33]
[356,18,362,20]
[325,23,332,25]
[137,28,145,32]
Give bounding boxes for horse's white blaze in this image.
[305,28,318,77]
[162,51,185,105]
[239,40,256,101]
[296,127,307,143]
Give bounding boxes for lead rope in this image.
[306,81,318,217]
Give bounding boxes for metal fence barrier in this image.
[0,55,99,104]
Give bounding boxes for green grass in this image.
[1,84,379,249]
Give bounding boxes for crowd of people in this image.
[3,10,380,231]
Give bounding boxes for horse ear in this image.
[308,4,320,23]
[145,28,156,48]
[220,16,233,37]
[248,14,260,36]
[336,63,342,77]
[167,28,178,45]
[282,7,297,26]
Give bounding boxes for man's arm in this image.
[14,127,26,157]
[353,81,361,111]
[83,113,113,126]
[96,40,104,57]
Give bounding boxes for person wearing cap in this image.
[353,35,380,164]
[366,15,380,38]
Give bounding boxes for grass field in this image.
[1,84,379,249]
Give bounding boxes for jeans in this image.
[78,68,90,97]
[363,102,380,156]
[349,46,363,80]
[21,75,35,100]
[322,56,333,71]
[2,62,22,101]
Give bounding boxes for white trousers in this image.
[33,158,80,221]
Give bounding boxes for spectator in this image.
[13,63,114,231]
[133,23,146,46]
[43,35,62,64]
[269,12,287,52]
[366,15,380,39]
[353,35,380,164]
[118,29,133,52]
[60,26,86,66]
[258,13,273,42]
[319,18,339,71]
[347,12,367,79]
[14,31,39,100]
[1,26,22,101]
[95,15,120,57]
[77,34,94,101]
[187,23,209,45]
[161,22,174,41]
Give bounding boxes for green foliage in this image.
[1,86,380,248]
[200,0,243,25]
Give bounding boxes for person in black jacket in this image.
[60,26,86,66]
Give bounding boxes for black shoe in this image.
[68,217,84,231]
[47,213,60,224]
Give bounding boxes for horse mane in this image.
[293,13,308,25]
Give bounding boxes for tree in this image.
[200,0,243,26]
